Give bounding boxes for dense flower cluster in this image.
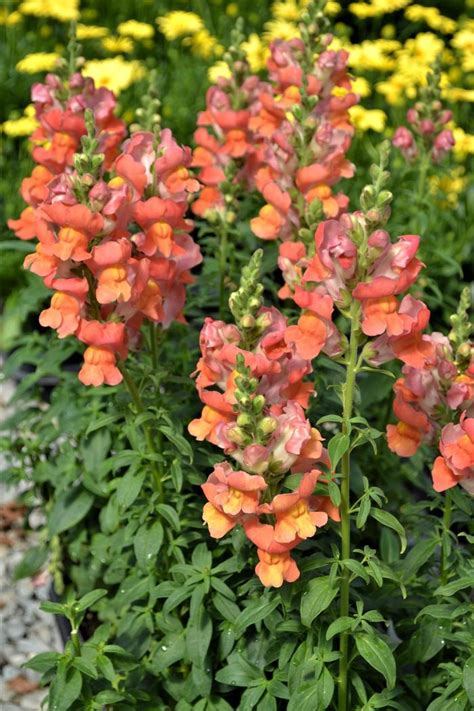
[8,72,201,385]
[191,25,358,236]
[188,252,339,587]
[387,317,474,494]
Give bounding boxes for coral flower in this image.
[255,550,300,588]
[432,416,474,494]
[39,291,83,338]
[202,462,267,516]
[386,421,423,457]
[284,310,329,360]
[78,346,123,386]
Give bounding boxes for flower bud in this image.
[237,413,253,428]
[257,417,278,437]
[251,395,265,413]
[240,314,255,329]
[227,426,248,446]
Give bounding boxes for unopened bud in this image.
[237,413,253,428]
[227,426,247,446]
[251,395,266,413]
[240,315,255,329]
[257,417,277,437]
[457,342,472,359]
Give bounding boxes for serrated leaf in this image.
[370,508,406,554]
[355,633,396,689]
[300,576,338,627]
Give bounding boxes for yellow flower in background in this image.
[326,2,341,16]
[351,76,371,97]
[157,11,203,40]
[451,127,474,159]
[208,61,232,83]
[241,33,269,72]
[349,0,410,19]
[0,10,22,25]
[117,20,154,40]
[183,29,223,59]
[376,74,411,105]
[19,0,79,22]
[405,5,456,35]
[349,106,386,132]
[271,0,300,21]
[1,105,38,137]
[102,36,134,54]
[346,40,399,72]
[430,168,467,208]
[264,19,300,41]
[452,25,474,73]
[76,24,109,40]
[16,52,60,73]
[226,3,239,17]
[82,57,144,94]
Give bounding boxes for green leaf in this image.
[370,508,407,554]
[434,574,474,597]
[157,503,181,531]
[158,424,193,461]
[463,655,474,704]
[328,433,350,470]
[134,521,164,569]
[49,665,83,711]
[356,496,371,529]
[85,414,119,435]
[355,633,396,689]
[72,657,98,679]
[300,576,338,627]
[186,606,213,666]
[215,656,261,686]
[151,631,186,673]
[75,589,107,612]
[40,601,68,616]
[343,558,370,583]
[48,486,94,536]
[326,616,355,640]
[23,652,62,673]
[13,545,48,580]
[115,467,146,509]
[328,480,341,507]
[234,596,280,637]
[402,538,438,580]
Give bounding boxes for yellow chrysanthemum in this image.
[349,0,410,19]
[264,19,300,41]
[430,167,467,208]
[271,0,300,21]
[117,20,154,40]
[82,57,145,95]
[102,36,134,54]
[349,106,386,132]
[351,76,371,97]
[16,52,60,74]
[208,61,232,83]
[0,9,22,25]
[76,24,109,40]
[451,127,474,159]
[241,33,269,73]
[157,11,203,40]
[183,28,223,59]
[1,104,39,137]
[226,3,239,17]
[346,40,400,72]
[19,0,79,22]
[405,5,457,35]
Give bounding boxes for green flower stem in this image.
[219,220,229,318]
[147,321,159,371]
[120,363,163,500]
[440,490,452,586]
[338,299,361,711]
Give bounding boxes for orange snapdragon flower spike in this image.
[255,550,300,588]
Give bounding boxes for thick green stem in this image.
[219,222,229,317]
[338,300,361,711]
[440,491,452,586]
[120,364,163,500]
